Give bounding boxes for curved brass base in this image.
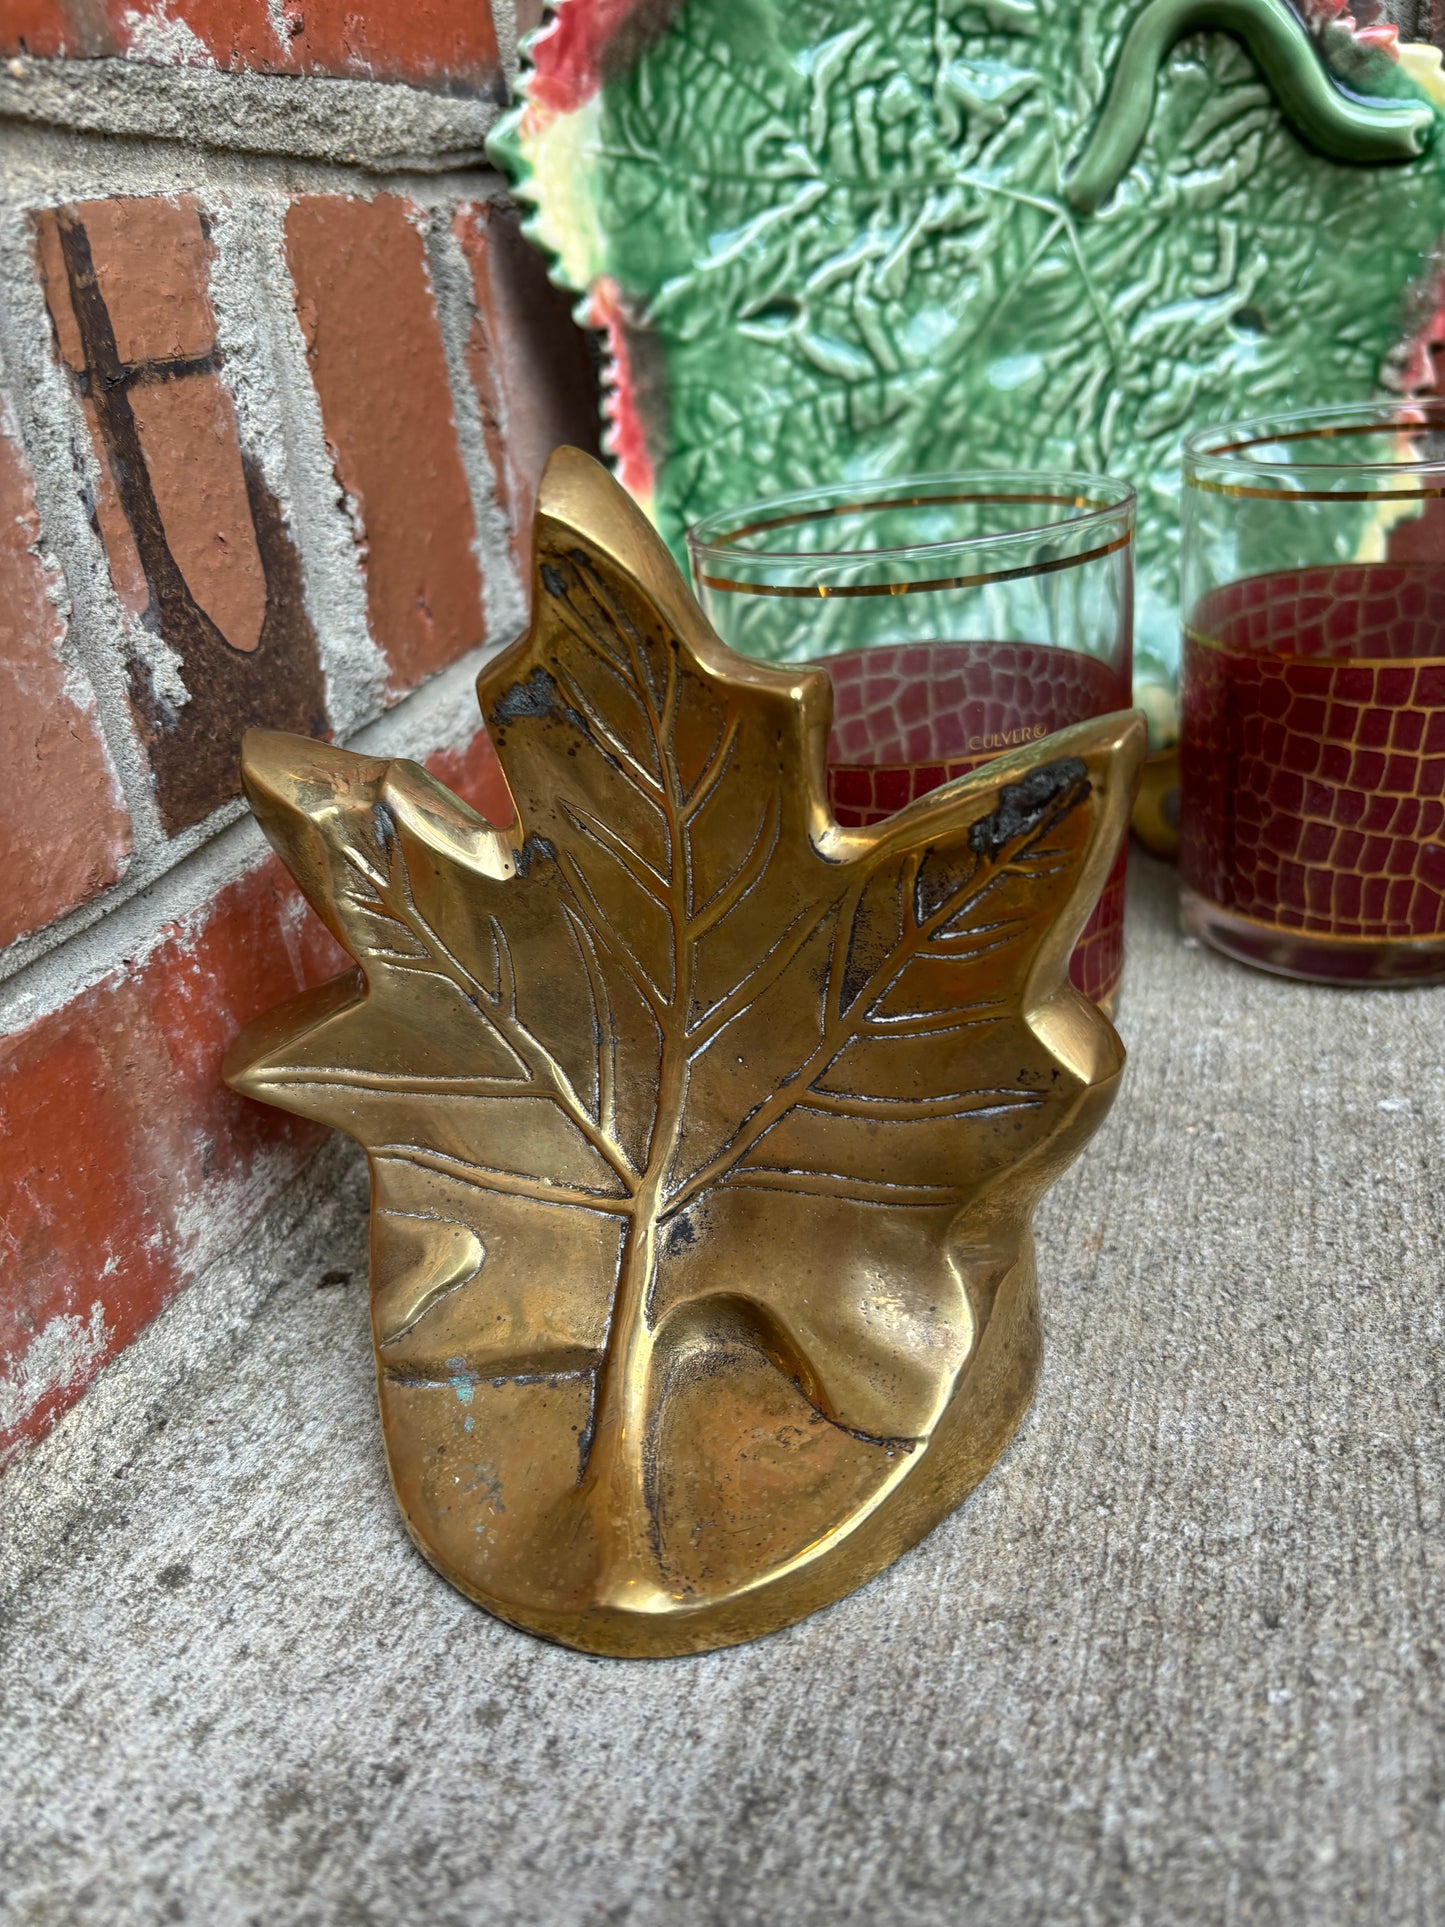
[386,1242,1043,1658]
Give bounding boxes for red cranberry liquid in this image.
[1180,561,1445,983]
[821,641,1131,1007]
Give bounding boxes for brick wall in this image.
[0,1,600,1467]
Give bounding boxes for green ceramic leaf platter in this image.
[490,0,1445,741]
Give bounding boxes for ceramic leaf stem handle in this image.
[1067,0,1434,213]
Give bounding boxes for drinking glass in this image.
[1180,401,1445,985]
[687,473,1136,1009]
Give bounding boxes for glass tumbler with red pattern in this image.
[1180,402,1445,985]
[686,473,1136,1009]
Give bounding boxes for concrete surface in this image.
[2,853,1442,1926]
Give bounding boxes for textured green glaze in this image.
[498,0,1445,730]
[1068,0,1434,212]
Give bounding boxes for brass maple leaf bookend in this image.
[225,449,1144,1657]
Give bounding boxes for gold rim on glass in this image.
[686,472,1136,599]
[1184,400,1445,503]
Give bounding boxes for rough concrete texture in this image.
[2,854,1441,1925]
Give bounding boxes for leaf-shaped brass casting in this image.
[225,449,1143,1656]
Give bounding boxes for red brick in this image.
[0,858,341,1465]
[0,402,131,951]
[0,725,504,1464]
[35,196,327,834]
[454,201,600,572]
[4,0,59,56]
[81,197,217,363]
[130,370,267,654]
[235,0,500,87]
[2,1,105,58]
[2,0,500,88]
[286,194,485,695]
[34,212,151,621]
[428,725,514,827]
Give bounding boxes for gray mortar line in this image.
[0,636,516,1030]
[345,626,515,763]
[425,204,530,645]
[0,806,272,1034]
[491,0,524,89]
[206,192,389,739]
[0,114,518,204]
[0,794,256,990]
[0,365,138,859]
[0,55,507,173]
